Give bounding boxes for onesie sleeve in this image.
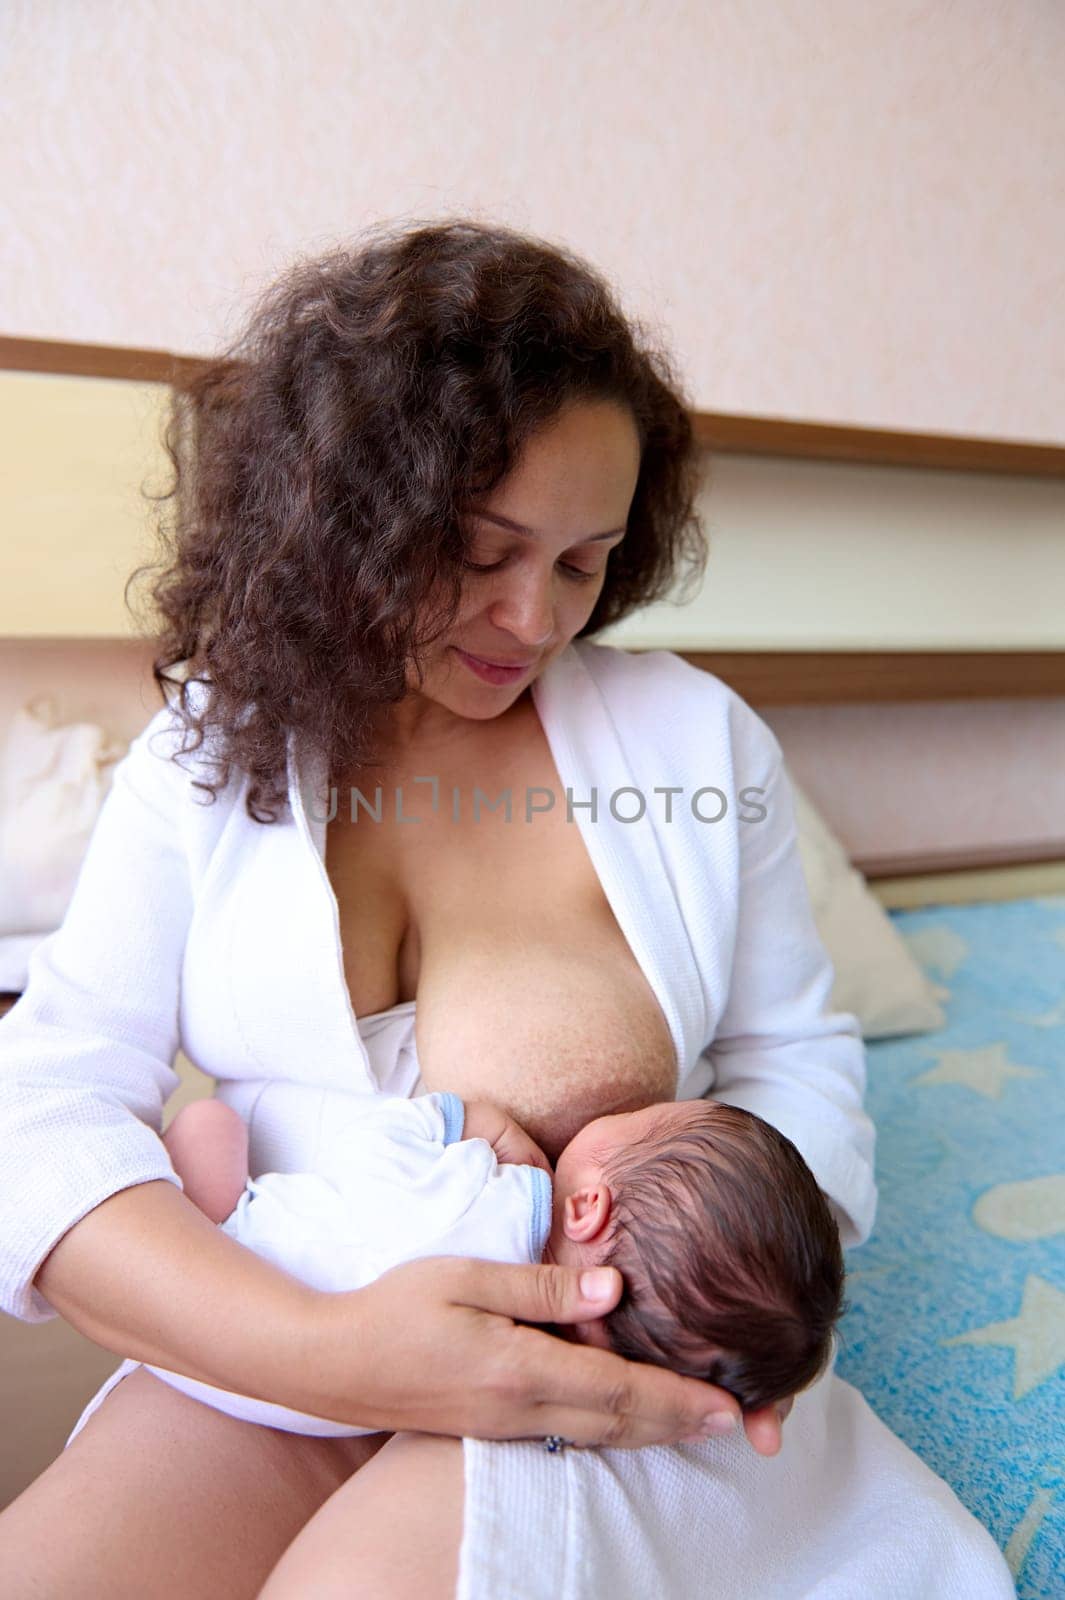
[0,699,200,1321]
[435,1090,466,1146]
[705,714,878,1249]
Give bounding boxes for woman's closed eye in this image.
[462,556,601,583]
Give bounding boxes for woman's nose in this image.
[489,569,555,647]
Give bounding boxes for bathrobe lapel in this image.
[285,732,381,1093]
[531,643,709,1092]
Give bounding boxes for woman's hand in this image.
[739,1393,794,1457]
[305,1255,757,1451]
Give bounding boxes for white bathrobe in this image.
[0,639,1013,1598]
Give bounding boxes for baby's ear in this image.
[564,1184,613,1243]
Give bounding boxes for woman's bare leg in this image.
[0,1365,391,1600]
[259,1430,465,1600]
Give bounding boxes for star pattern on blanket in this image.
[974,1174,1065,1242]
[1004,1485,1056,1581]
[911,1042,1042,1100]
[942,1274,1065,1399]
[1008,995,1065,1028]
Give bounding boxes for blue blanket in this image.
[835,893,1065,1599]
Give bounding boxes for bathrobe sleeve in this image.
[0,702,196,1322]
[706,714,878,1249]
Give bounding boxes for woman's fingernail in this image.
[579,1268,616,1302]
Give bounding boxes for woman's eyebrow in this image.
[471,510,626,542]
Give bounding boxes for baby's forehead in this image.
[653,1099,718,1135]
[625,1100,715,1153]
[637,1100,759,1160]
[592,1099,747,1173]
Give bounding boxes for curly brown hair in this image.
[129,216,708,823]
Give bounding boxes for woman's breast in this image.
[326,700,681,1164]
[328,752,678,1161]
[413,917,678,1163]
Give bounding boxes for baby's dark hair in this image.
[596,1102,845,1411]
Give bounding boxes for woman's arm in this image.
[0,698,200,1323]
[33,1178,327,1397]
[706,722,878,1249]
[35,1176,742,1446]
[686,710,873,1454]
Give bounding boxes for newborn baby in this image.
[151,1086,844,1434]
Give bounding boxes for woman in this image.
[0,219,1012,1598]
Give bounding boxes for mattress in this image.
[835,892,1065,1600]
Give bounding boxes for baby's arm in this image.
[460,1099,552,1174]
[162,1100,250,1224]
[164,1095,546,1226]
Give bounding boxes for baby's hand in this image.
[460,1099,553,1176]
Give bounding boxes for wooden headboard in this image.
[2,333,1063,890]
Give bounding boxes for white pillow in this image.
[0,696,126,940]
[789,772,946,1040]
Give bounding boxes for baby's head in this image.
[547,1100,845,1411]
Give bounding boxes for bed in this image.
[836,890,1064,1599]
[1,333,1063,1595]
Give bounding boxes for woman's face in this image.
[408,398,642,724]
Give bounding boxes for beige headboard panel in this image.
[1,369,171,638]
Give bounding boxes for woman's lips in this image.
[452,647,533,685]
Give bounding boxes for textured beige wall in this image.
[761,695,1065,870]
[3,0,1063,442]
